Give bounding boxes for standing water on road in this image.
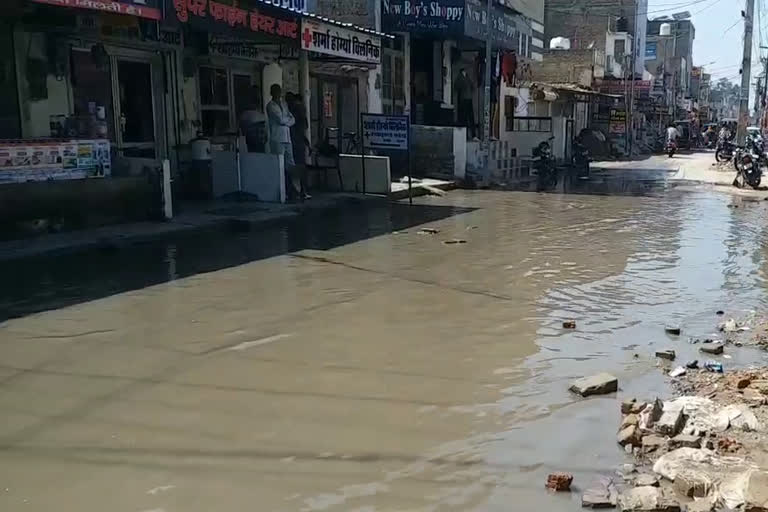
[2,186,768,511]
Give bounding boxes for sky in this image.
[647,0,759,84]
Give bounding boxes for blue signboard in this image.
[645,41,657,60]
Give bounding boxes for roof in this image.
[532,82,622,99]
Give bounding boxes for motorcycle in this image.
[715,140,736,162]
[733,141,763,189]
[533,136,557,190]
[666,139,677,158]
[572,138,590,178]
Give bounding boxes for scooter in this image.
[666,139,677,158]
[533,136,557,190]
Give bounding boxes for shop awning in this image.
[532,82,622,102]
[30,0,162,20]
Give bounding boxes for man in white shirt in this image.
[666,124,680,143]
[266,84,300,198]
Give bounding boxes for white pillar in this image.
[262,62,282,112]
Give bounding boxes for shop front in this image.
[1,1,179,233]
[170,0,388,200]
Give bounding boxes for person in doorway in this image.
[286,92,311,200]
[455,68,475,139]
[266,84,300,199]
[239,85,266,153]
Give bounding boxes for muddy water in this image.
[2,188,768,511]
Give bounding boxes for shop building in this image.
[0,0,389,236]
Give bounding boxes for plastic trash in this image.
[704,361,723,373]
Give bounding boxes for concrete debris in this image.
[563,320,577,329]
[687,360,700,369]
[652,448,714,481]
[639,398,665,431]
[700,344,725,355]
[545,472,573,491]
[656,406,685,437]
[618,425,642,447]
[442,239,467,245]
[674,469,713,498]
[737,377,753,389]
[417,228,440,235]
[719,318,738,333]
[744,470,768,512]
[616,486,681,511]
[622,399,638,414]
[642,435,667,454]
[657,350,676,361]
[670,434,702,449]
[665,326,682,336]
[634,474,660,487]
[716,405,760,432]
[669,366,686,378]
[570,373,618,397]
[685,496,717,512]
[621,414,640,430]
[582,476,618,508]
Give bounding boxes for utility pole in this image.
[482,0,492,152]
[737,0,755,144]
[628,5,639,155]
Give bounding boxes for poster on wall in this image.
[301,19,381,64]
[0,139,111,184]
[609,109,627,134]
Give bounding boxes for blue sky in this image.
[648,0,756,84]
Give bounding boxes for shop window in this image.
[504,95,517,131]
[199,66,261,137]
[382,44,405,115]
[200,66,229,136]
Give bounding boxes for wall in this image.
[545,0,640,52]
[532,49,603,87]
[411,125,466,180]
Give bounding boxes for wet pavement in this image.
[3,163,768,511]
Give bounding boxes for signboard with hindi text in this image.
[172,0,300,42]
[301,19,381,64]
[31,0,162,19]
[362,114,409,150]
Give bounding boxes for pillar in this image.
[299,50,311,147]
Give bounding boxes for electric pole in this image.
[482,0,492,151]
[737,0,755,144]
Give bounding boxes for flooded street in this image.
[3,177,768,511]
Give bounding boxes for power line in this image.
[547,0,713,17]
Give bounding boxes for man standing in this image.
[266,84,300,199]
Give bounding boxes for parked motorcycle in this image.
[715,140,736,162]
[733,141,763,189]
[572,137,590,178]
[533,136,557,190]
[666,139,677,158]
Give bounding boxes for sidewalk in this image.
[0,179,456,262]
